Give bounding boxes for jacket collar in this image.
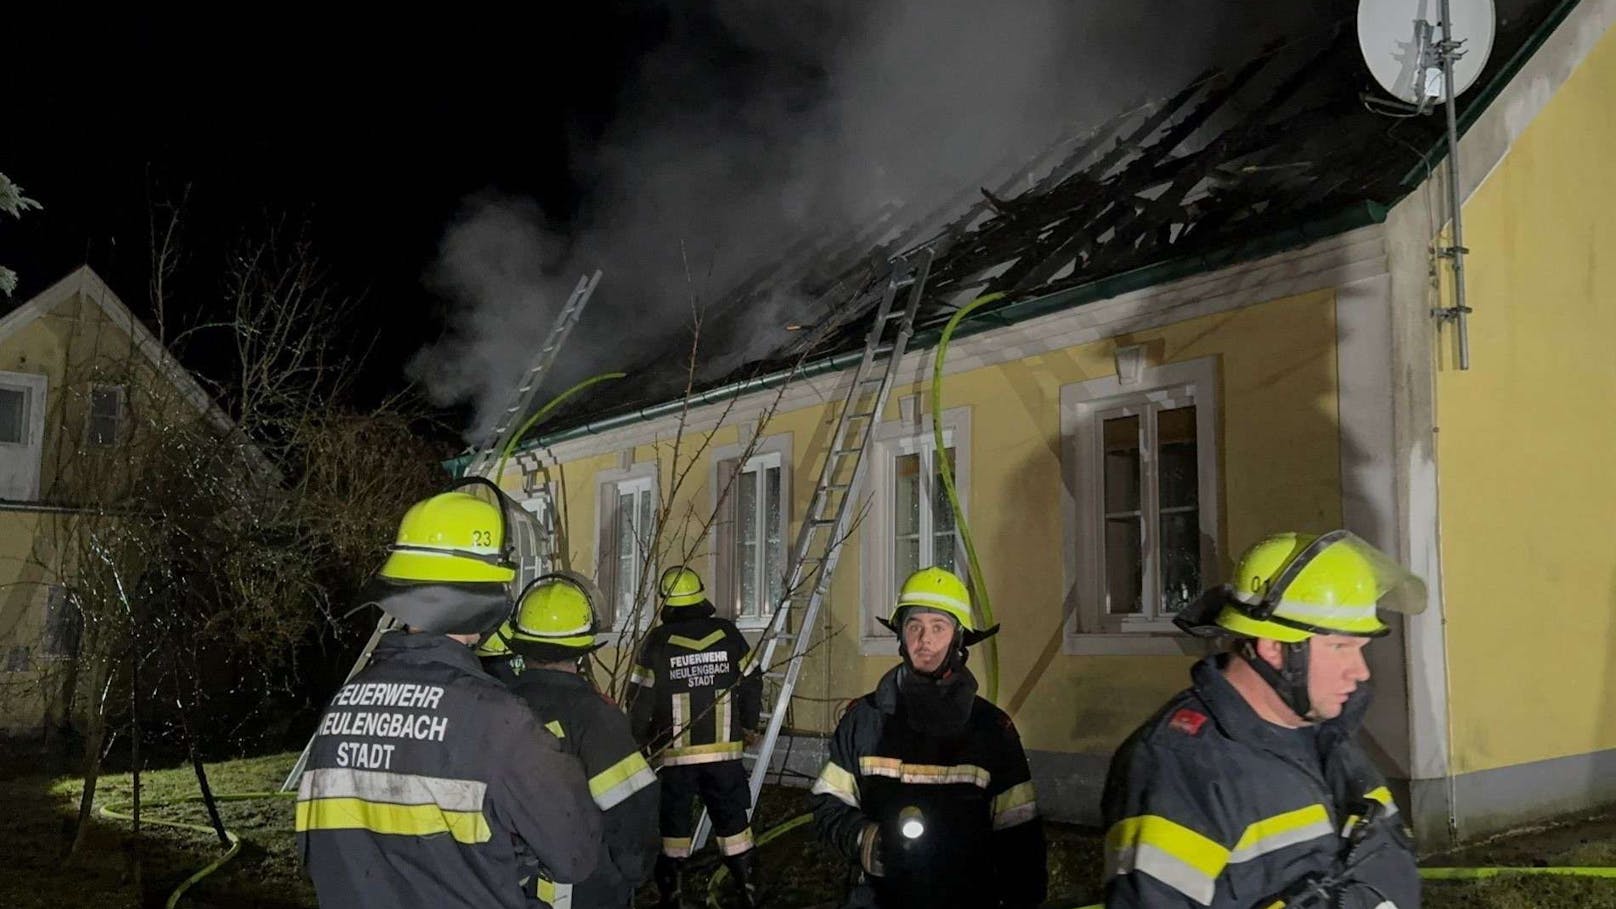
[659,601,716,624]
[515,665,594,692]
[373,630,484,675]
[1192,653,1368,755]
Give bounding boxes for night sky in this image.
[6,3,1369,436]
[4,6,667,420]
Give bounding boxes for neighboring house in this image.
[0,265,240,735]
[479,0,1614,844]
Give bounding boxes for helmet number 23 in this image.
[472,530,493,548]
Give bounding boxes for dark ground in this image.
[0,752,1612,908]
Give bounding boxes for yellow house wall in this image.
[0,288,173,732]
[1434,27,1616,775]
[521,286,1343,755]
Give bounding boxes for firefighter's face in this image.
[1306,634,1372,719]
[902,611,957,674]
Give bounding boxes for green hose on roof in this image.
[490,371,627,481]
[932,292,1006,703]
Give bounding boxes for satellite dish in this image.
[1358,0,1495,105]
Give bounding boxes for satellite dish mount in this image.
[1359,0,1495,370]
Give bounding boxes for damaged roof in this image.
[522,0,1575,450]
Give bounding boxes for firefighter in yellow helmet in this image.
[809,567,1047,908]
[296,483,603,909]
[497,572,659,909]
[1102,530,1424,908]
[627,566,764,908]
[475,621,522,685]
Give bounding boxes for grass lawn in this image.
[1,751,1612,908]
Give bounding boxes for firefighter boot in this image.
[722,849,761,908]
[655,854,685,909]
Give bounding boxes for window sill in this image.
[859,633,899,657]
[1062,631,1214,657]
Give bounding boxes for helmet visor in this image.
[1263,530,1428,619]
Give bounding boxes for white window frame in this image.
[513,486,557,593]
[708,433,794,630]
[595,464,659,635]
[1061,356,1220,655]
[84,384,126,448]
[0,371,48,501]
[859,406,971,654]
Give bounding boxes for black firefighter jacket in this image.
[296,632,603,909]
[628,604,762,765]
[809,664,1047,909]
[1101,654,1420,908]
[508,666,660,908]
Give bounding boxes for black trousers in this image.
[657,760,753,857]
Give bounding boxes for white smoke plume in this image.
[413,1,1333,439]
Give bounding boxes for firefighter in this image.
[809,567,1047,909]
[506,572,660,909]
[296,488,603,909]
[475,620,523,685]
[628,565,764,908]
[1102,530,1424,908]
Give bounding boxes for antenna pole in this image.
[1434,0,1474,370]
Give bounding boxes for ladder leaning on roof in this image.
[691,248,935,849]
[279,271,603,793]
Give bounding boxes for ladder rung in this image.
[832,447,864,458]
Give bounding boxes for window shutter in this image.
[713,457,740,620]
[597,482,621,630]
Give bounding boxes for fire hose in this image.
[930,292,1006,702]
[99,789,294,909]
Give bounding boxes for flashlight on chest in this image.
[898,805,926,840]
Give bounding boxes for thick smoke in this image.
[413,1,1331,438]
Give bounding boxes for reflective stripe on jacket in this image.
[628,604,761,765]
[509,667,659,908]
[1101,654,1419,908]
[809,664,1047,909]
[296,632,603,909]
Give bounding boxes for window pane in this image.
[931,448,958,572]
[91,388,120,418]
[87,388,121,447]
[895,537,921,593]
[895,453,920,537]
[1158,406,1199,509]
[0,388,25,444]
[638,489,655,558]
[617,492,636,617]
[1104,516,1144,615]
[1103,416,1141,513]
[1160,511,1201,614]
[763,466,783,614]
[738,468,759,617]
